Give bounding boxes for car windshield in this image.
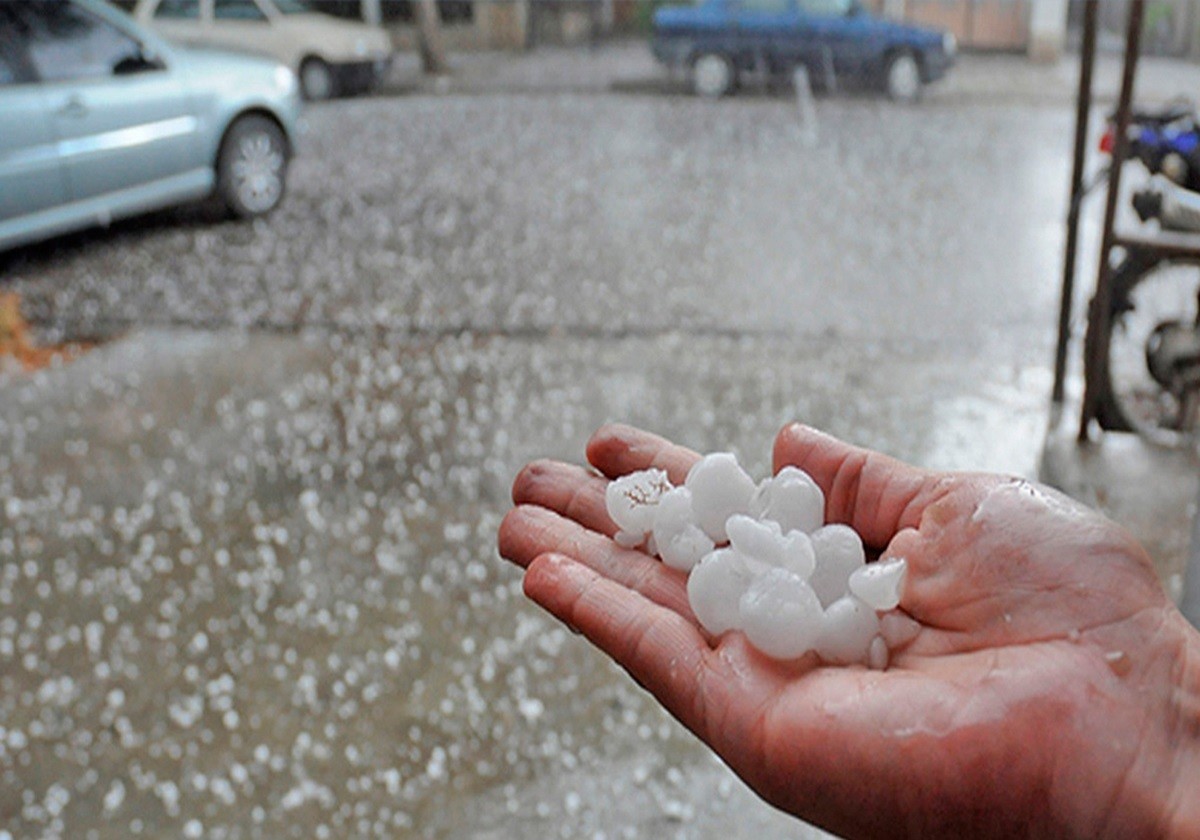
[799,0,854,15]
[272,0,314,13]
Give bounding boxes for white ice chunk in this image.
[687,548,756,635]
[848,558,907,611]
[653,487,714,572]
[613,529,643,549]
[879,610,921,649]
[808,524,866,608]
[738,568,822,660]
[726,515,785,566]
[780,531,816,580]
[606,469,673,535]
[751,466,825,536]
[867,635,889,671]
[685,453,757,543]
[659,527,713,572]
[815,595,879,665]
[653,486,693,538]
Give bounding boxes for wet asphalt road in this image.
[5,93,1069,348]
[0,91,1071,838]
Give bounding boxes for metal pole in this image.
[1079,0,1144,442]
[362,0,381,27]
[1052,0,1098,406]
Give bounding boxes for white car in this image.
[134,0,393,100]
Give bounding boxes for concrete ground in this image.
[1040,406,1199,610]
[1,48,1197,838]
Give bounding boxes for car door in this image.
[17,2,201,207]
[730,0,797,72]
[796,0,872,79]
[0,8,70,228]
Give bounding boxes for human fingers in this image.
[586,423,700,485]
[522,553,738,741]
[498,505,696,621]
[511,458,615,535]
[773,423,948,550]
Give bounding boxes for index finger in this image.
[586,423,701,485]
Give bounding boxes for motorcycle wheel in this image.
[1099,256,1200,447]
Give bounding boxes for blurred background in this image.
[2,1,1199,837]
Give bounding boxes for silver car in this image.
[0,0,302,252]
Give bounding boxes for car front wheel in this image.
[692,52,735,98]
[216,115,288,219]
[884,50,922,102]
[300,57,335,101]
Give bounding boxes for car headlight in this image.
[274,65,298,93]
[943,32,957,55]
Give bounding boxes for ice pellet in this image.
[738,569,822,660]
[750,466,825,536]
[808,524,866,608]
[684,453,757,542]
[867,635,889,671]
[608,448,922,667]
[726,515,786,567]
[613,530,644,549]
[606,468,672,536]
[780,531,816,580]
[653,487,715,572]
[653,486,692,540]
[815,595,879,665]
[848,557,907,611]
[687,548,756,635]
[879,610,922,649]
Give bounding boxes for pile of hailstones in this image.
[606,453,918,669]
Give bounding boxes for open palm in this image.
[498,424,1200,839]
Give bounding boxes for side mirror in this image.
[114,46,165,75]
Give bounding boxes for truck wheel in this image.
[692,52,735,98]
[884,50,921,102]
[216,115,289,219]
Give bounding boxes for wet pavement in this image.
[3,94,1069,346]
[1,82,1087,838]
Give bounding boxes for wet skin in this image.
[498,423,1200,839]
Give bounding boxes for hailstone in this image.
[684,453,756,543]
[738,568,822,660]
[604,450,914,670]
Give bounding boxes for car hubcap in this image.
[694,55,730,97]
[233,132,284,214]
[889,56,919,100]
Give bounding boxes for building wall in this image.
[868,0,1070,58]
[382,0,529,51]
[867,0,1030,51]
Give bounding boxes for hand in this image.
[498,423,1200,839]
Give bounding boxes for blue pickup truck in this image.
[652,0,955,100]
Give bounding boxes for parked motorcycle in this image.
[1095,102,1200,447]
